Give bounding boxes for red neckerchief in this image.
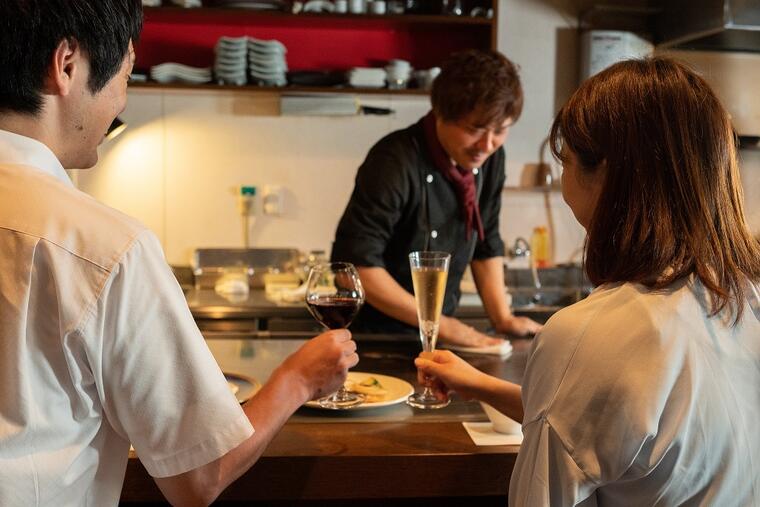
[422,111,485,242]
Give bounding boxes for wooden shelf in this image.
[129,80,429,95]
[144,6,494,26]
[503,186,562,193]
[136,3,498,91]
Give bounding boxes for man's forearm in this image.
[471,257,513,328]
[357,266,421,328]
[357,266,475,342]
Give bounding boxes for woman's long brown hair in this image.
[550,57,760,323]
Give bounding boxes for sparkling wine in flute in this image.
[407,251,451,410]
[411,267,447,352]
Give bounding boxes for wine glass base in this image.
[406,392,450,410]
[318,392,365,409]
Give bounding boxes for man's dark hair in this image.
[431,49,523,126]
[0,0,143,115]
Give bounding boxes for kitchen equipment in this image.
[193,248,301,289]
[661,49,760,138]
[658,0,760,52]
[580,30,653,80]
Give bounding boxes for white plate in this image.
[304,372,414,411]
[224,371,261,404]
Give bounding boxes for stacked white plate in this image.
[215,36,249,86]
[150,63,212,84]
[348,67,387,89]
[248,37,288,87]
[206,0,286,9]
[169,0,202,7]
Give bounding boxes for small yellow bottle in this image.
[531,226,550,268]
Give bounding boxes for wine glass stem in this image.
[332,386,351,401]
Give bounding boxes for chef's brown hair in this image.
[550,56,760,323]
[431,49,523,127]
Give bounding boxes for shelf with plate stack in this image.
[128,80,431,95]
[503,185,562,193]
[134,2,498,95]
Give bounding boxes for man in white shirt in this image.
[0,2,358,506]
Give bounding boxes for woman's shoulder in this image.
[539,281,683,350]
[521,281,697,481]
[522,281,689,417]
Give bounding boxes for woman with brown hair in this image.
[415,56,760,506]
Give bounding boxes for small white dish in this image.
[480,402,521,434]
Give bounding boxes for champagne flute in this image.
[407,251,451,409]
[305,262,365,409]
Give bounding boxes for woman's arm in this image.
[414,349,523,422]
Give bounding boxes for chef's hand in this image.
[438,317,504,348]
[275,329,358,403]
[496,315,542,337]
[414,350,489,402]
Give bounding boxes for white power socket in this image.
[262,184,284,216]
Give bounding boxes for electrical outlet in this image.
[262,184,284,216]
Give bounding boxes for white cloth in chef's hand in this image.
[445,340,513,357]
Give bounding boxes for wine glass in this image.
[305,262,365,409]
[407,251,451,409]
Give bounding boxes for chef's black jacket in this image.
[331,117,506,334]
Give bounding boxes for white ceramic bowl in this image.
[480,402,521,434]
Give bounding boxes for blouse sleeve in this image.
[509,417,599,507]
[510,285,668,505]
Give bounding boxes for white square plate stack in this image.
[348,67,387,89]
[168,0,202,7]
[214,36,249,86]
[150,63,212,84]
[206,0,286,9]
[248,37,288,87]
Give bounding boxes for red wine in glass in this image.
[305,262,365,409]
[306,296,362,329]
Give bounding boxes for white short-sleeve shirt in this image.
[0,130,254,506]
[510,276,760,506]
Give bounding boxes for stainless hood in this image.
[658,0,760,52]
[662,49,760,140]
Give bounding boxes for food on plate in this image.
[345,376,388,403]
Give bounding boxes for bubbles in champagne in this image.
[411,267,447,351]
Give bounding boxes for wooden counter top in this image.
[120,337,531,505]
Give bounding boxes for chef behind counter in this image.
[331,49,542,348]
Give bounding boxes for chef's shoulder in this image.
[357,125,424,186]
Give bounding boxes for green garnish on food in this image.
[359,376,383,389]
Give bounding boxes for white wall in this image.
[74,0,759,267]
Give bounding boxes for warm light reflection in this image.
[72,119,167,243]
[97,120,164,185]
